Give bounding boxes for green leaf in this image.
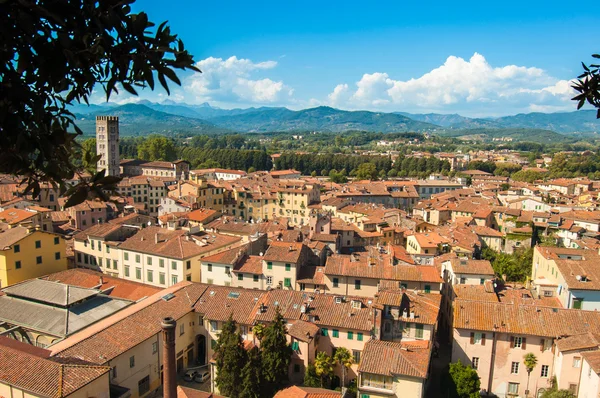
[63,187,89,208]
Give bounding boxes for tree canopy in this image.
[573,53,600,118]
[1,0,198,204]
[447,360,481,398]
[260,307,292,396]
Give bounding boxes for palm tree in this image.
[333,347,354,389]
[524,353,538,397]
[314,351,334,388]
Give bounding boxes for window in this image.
[147,257,152,265]
[573,298,583,309]
[138,375,150,396]
[353,350,361,364]
[35,240,41,249]
[284,278,291,288]
[225,266,230,274]
[511,362,519,374]
[266,276,273,285]
[159,259,164,268]
[13,244,19,253]
[54,237,59,245]
[480,278,485,285]
[357,332,363,341]
[152,342,158,354]
[112,367,117,379]
[124,252,129,261]
[171,275,178,285]
[424,284,431,293]
[124,266,130,277]
[36,256,42,264]
[512,336,524,349]
[348,331,354,340]
[207,263,212,272]
[541,365,549,377]
[267,261,273,270]
[129,356,135,368]
[15,260,21,269]
[186,260,191,270]
[573,357,581,368]
[210,321,218,332]
[147,270,153,283]
[508,383,519,395]
[238,273,244,281]
[113,260,118,269]
[180,324,185,336]
[460,277,466,284]
[415,324,424,339]
[135,268,141,280]
[471,332,485,345]
[472,357,479,370]
[171,261,177,270]
[135,254,140,263]
[355,279,361,290]
[207,279,213,284]
[321,328,328,337]
[569,384,578,395]
[253,275,259,282]
[285,263,291,271]
[55,252,60,260]
[332,329,339,338]
[333,277,339,288]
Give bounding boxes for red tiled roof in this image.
[359,339,431,379]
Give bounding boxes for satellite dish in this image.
[576,275,582,281]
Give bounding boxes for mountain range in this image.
[71,101,600,140]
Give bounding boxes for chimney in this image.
[161,317,177,398]
[99,276,104,285]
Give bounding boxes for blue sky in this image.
[100,0,600,116]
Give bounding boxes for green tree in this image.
[354,162,378,180]
[252,323,265,343]
[311,170,317,177]
[572,53,600,118]
[214,315,246,397]
[138,136,177,161]
[240,346,262,398]
[1,0,198,204]
[333,347,354,388]
[80,138,97,174]
[448,360,480,398]
[261,307,292,395]
[524,353,538,397]
[314,352,335,388]
[541,390,576,398]
[304,364,321,388]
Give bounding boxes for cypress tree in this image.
[240,346,262,398]
[214,314,247,398]
[261,306,292,395]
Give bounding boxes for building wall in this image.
[453,329,555,397]
[555,350,584,393]
[0,230,67,288]
[67,373,111,398]
[578,359,600,398]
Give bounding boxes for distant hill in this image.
[71,100,600,138]
[206,106,439,133]
[494,110,600,134]
[74,104,229,136]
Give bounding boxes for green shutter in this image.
[285,263,291,271]
[267,262,273,270]
[292,341,299,351]
[322,328,328,337]
[424,284,431,293]
[348,331,354,340]
[357,332,363,341]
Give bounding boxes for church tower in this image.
[95,116,120,176]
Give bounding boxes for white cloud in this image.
[186,56,292,104]
[328,53,577,116]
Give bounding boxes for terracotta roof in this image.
[186,208,220,223]
[296,266,326,285]
[53,283,208,363]
[359,339,431,379]
[582,350,600,374]
[453,299,600,337]
[0,208,37,225]
[177,386,226,398]
[263,241,308,264]
[447,258,495,276]
[375,290,441,325]
[233,255,264,275]
[43,269,161,301]
[274,386,341,398]
[288,319,320,342]
[0,337,109,398]
[194,285,263,325]
[119,227,241,259]
[0,226,31,249]
[202,244,248,265]
[555,332,600,352]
